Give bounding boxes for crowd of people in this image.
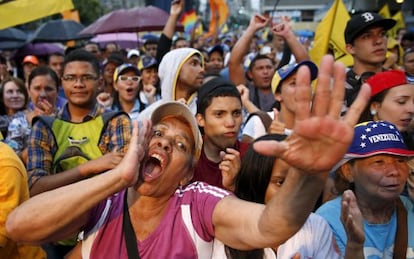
[1,0,414,258]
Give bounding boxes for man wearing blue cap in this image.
[317,121,414,258]
[242,61,318,143]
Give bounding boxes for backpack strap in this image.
[246,111,273,132]
[99,111,129,139]
[32,115,56,128]
[393,197,407,259]
[101,111,127,125]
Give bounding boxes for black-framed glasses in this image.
[118,75,140,82]
[62,74,98,83]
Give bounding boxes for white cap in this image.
[127,49,140,59]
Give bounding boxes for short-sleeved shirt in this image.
[212,213,342,259]
[316,195,414,259]
[247,82,275,112]
[242,111,274,140]
[0,143,46,259]
[82,182,231,258]
[193,140,249,188]
[27,102,131,188]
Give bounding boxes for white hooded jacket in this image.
[138,48,203,121]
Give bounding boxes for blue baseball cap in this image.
[271,61,318,93]
[331,121,414,173]
[137,55,157,71]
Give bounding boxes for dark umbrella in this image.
[0,27,27,41]
[79,5,183,35]
[15,43,64,57]
[31,20,91,43]
[91,33,142,49]
[0,40,27,50]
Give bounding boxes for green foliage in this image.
[72,0,107,26]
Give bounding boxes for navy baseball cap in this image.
[137,55,157,71]
[345,12,396,44]
[331,121,414,173]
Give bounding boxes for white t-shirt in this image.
[242,111,274,140]
[212,213,342,259]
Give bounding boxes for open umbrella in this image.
[91,32,142,49]
[31,20,91,43]
[0,27,27,41]
[14,43,64,57]
[79,5,183,35]
[0,27,28,50]
[0,40,27,50]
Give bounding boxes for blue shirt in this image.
[316,195,414,258]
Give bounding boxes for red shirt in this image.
[192,140,249,189]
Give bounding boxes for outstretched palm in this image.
[254,55,370,173]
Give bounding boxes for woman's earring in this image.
[370,110,377,116]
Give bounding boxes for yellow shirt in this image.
[0,142,45,259]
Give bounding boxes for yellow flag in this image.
[0,0,74,29]
[309,0,352,67]
[391,11,405,39]
[378,4,391,19]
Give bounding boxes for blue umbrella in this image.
[0,27,27,41]
[30,20,91,43]
[0,40,27,50]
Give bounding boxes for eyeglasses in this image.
[62,74,98,83]
[118,75,140,82]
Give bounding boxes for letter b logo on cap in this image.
[361,12,374,22]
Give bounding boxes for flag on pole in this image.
[205,0,229,38]
[378,4,391,19]
[0,0,74,30]
[309,0,352,67]
[179,9,198,35]
[391,11,405,39]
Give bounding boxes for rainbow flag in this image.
[180,9,198,34]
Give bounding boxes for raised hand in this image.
[271,16,293,38]
[96,92,113,108]
[170,0,184,17]
[341,190,365,244]
[268,109,287,135]
[143,83,157,104]
[248,14,270,32]
[219,148,241,191]
[116,120,152,187]
[253,55,370,174]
